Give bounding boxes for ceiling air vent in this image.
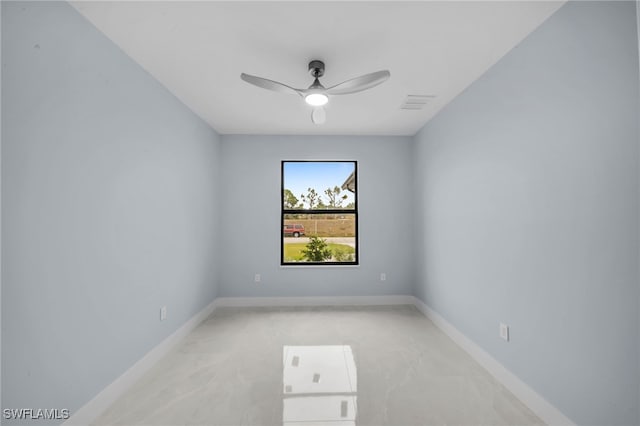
[400,94,436,110]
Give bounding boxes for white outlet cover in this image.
[160,306,167,321]
[499,323,509,341]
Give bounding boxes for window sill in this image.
[280,264,360,269]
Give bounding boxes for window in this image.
[281,161,358,265]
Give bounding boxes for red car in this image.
[283,224,305,237]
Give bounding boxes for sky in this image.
[283,161,356,208]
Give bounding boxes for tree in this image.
[300,188,320,209]
[324,186,348,208]
[283,189,299,210]
[301,236,332,262]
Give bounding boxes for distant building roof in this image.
[341,171,356,193]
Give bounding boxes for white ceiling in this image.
[71,1,565,136]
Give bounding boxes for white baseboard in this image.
[214,295,415,307]
[64,300,218,426]
[410,296,575,426]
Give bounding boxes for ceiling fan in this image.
[240,60,390,125]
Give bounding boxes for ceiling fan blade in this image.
[311,107,326,125]
[240,73,302,96]
[325,70,390,95]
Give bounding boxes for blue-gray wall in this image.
[413,2,639,425]
[1,2,221,422]
[636,2,640,423]
[219,135,414,298]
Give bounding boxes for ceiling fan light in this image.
[305,93,329,106]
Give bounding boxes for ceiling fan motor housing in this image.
[308,60,325,78]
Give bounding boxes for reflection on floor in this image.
[93,305,543,426]
[283,346,357,425]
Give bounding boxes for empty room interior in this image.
[2,1,639,425]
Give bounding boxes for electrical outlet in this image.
[254,273,261,283]
[380,273,386,281]
[499,323,509,341]
[160,306,167,321]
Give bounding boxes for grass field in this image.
[283,217,355,237]
[283,242,356,262]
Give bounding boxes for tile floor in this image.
[93,305,543,426]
